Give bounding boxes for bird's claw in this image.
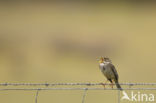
[100,83,105,88]
[109,83,114,89]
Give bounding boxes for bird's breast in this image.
[99,63,105,71]
[99,63,115,79]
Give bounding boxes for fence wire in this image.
[1,88,156,91]
[35,89,40,103]
[0,83,156,103]
[0,83,156,86]
[82,88,88,103]
[0,83,156,90]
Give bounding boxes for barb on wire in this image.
[0,83,156,86]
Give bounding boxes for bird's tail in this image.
[115,81,123,90]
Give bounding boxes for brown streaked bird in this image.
[98,57,122,90]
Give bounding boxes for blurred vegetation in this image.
[0,1,156,103]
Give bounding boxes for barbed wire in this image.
[0,83,156,103]
[0,88,156,91]
[0,83,156,86]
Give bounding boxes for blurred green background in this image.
[0,1,156,103]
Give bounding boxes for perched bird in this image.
[98,57,122,90]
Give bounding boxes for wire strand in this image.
[82,88,88,103]
[0,88,156,91]
[0,83,156,86]
[35,89,40,103]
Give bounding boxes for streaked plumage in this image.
[98,57,122,90]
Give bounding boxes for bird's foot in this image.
[100,83,105,88]
[109,83,114,89]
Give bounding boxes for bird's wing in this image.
[109,63,119,81]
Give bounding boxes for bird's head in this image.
[97,56,111,63]
[104,57,112,63]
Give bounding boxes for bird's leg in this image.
[101,80,108,88]
[109,81,114,89]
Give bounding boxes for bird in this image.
[98,56,122,90]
